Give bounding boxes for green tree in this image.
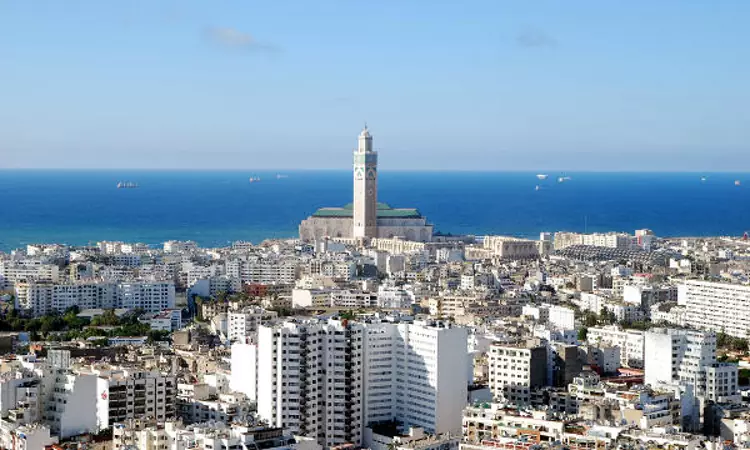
[578,327,588,341]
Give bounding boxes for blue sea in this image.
[0,170,749,252]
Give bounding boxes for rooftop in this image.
[312,202,422,219]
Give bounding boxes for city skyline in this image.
[2,1,749,171]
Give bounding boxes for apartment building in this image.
[252,318,469,448]
[488,340,547,406]
[93,368,176,431]
[586,325,645,368]
[645,328,740,405]
[15,280,175,315]
[257,319,364,448]
[681,280,750,338]
[227,307,278,343]
[330,290,378,309]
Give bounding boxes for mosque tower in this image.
[352,124,378,239]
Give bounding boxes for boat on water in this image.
[276,174,289,179]
[535,185,540,191]
[558,176,572,183]
[736,180,741,186]
[536,174,548,180]
[117,182,138,189]
[700,176,707,182]
[249,177,261,183]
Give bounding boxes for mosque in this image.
[299,126,433,242]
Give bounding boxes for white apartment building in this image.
[362,320,468,436]
[163,240,198,253]
[377,285,413,309]
[15,280,175,315]
[586,325,645,368]
[0,370,40,420]
[177,384,254,424]
[488,340,547,406]
[292,288,333,308]
[118,281,175,311]
[93,367,176,431]
[644,328,740,404]
[228,307,278,343]
[553,232,632,251]
[39,367,99,439]
[0,262,60,288]
[112,419,303,450]
[257,319,364,448]
[330,290,377,309]
[682,280,750,338]
[303,259,356,281]
[252,318,468,448]
[548,305,575,330]
[0,423,56,450]
[225,258,299,285]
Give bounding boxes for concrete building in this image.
[14,280,175,316]
[227,307,278,344]
[257,319,364,448]
[644,328,740,405]
[488,340,547,406]
[482,236,540,260]
[361,320,468,436]
[682,280,750,338]
[93,367,176,432]
[299,127,433,242]
[252,318,468,447]
[586,326,645,369]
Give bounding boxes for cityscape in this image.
[0,127,749,450]
[2,2,750,450]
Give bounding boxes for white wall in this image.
[230,343,257,401]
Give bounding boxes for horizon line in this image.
[2,168,750,174]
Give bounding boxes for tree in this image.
[578,327,588,342]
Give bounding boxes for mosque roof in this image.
[312,202,422,218]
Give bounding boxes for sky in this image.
[1,1,749,171]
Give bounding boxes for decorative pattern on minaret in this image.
[352,125,378,239]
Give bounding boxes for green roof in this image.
[312,202,422,218]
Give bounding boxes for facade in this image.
[482,236,540,260]
[553,232,633,251]
[586,325,645,368]
[644,328,740,405]
[14,280,175,315]
[682,280,750,338]
[488,340,547,406]
[94,368,176,432]
[257,319,364,448]
[299,128,433,243]
[253,318,468,448]
[227,307,278,344]
[362,320,468,436]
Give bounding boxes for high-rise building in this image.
[257,319,364,448]
[681,280,750,338]
[488,340,547,406]
[250,318,468,447]
[644,328,739,405]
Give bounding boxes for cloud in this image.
[204,27,280,52]
[516,29,557,48]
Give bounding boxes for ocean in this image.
[0,170,749,251]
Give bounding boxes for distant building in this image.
[299,127,433,242]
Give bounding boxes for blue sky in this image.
[1,1,749,170]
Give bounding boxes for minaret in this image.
[353,125,378,239]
